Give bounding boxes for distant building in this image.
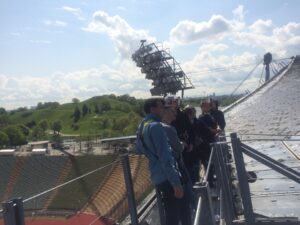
[28,141,50,151]
[0,149,15,155]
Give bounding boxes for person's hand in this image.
[173,185,184,199]
[210,128,220,134]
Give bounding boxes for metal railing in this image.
[1,154,152,225]
[2,132,300,225]
[192,132,300,225]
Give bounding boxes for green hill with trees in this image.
[0,94,144,147]
[0,93,242,148]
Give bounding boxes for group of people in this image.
[136,95,226,225]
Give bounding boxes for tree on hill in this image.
[4,125,27,146]
[118,94,136,104]
[100,101,111,111]
[26,120,36,129]
[72,98,80,104]
[115,103,130,113]
[0,131,9,147]
[18,124,30,137]
[73,106,81,122]
[37,102,60,110]
[112,116,129,132]
[0,107,7,115]
[98,117,110,129]
[133,102,144,117]
[16,107,28,112]
[38,119,48,131]
[82,104,88,116]
[30,126,45,141]
[0,114,9,129]
[94,104,100,114]
[52,120,62,134]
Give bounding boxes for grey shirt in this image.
[161,122,184,160]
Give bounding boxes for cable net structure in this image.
[132,40,194,97]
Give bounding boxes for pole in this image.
[230,133,255,224]
[121,154,139,225]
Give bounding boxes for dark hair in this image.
[143,97,165,114]
[214,100,219,109]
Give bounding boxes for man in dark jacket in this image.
[210,100,226,131]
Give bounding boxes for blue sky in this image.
[0,0,299,109]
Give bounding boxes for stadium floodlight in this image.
[132,40,194,97]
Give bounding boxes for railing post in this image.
[13,198,25,225]
[213,143,235,225]
[230,133,255,225]
[2,200,16,225]
[121,154,139,225]
[194,183,216,225]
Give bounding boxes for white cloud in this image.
[83,10,155,60]
[43,20,68,27]
[250,19,273,34]
[198,43,229,52]
[181,49,263,97]
[233,21,300,57]
[2,4,299,108]
[233,5,246,21]
[0,74,9,88]
[169,15,243,44]
[119,83,133,90]
[273,22,300,36]
[0,64,151,109]
[62,6,85,20]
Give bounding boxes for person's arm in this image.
[167,126,184,154]
[151,124,182,187]
[219,111,226,130]
[197,119,217,143]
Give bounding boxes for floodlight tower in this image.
[132,40,194,98]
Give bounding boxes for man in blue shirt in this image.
[136,97,189,225]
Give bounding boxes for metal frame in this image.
[230,133,300,225]
[2,137,300,225]
[193,132,300,225]
[240,143,300,183]
[2,198,25,225]
[230,133,255,224]
[121,154,139,225]
[193,183,216,225]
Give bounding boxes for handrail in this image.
[193,196,203,225]
[203,147,214,183]
[239,138,300,142]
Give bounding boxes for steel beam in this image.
[230,133,255,225]
[241,143,300,183]
[121,154,139,225]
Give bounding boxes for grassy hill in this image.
[1,94,243,145]
[5,94,144,140]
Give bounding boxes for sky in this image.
[0,0,299,109]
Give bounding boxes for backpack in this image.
[135,119,154,155]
